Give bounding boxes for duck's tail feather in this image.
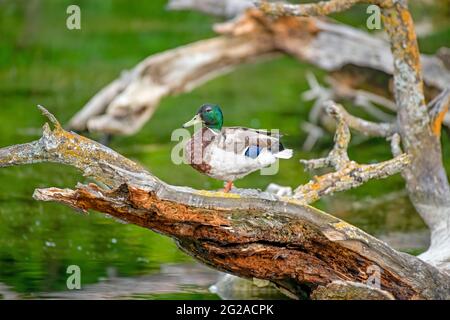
[274,148,293,159]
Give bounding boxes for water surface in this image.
[1,0,449,299]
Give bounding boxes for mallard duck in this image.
[182,104,293,192]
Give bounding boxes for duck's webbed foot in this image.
[223,181,233,193]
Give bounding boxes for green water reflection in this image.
[0,0,449,299]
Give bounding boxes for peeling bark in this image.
[1,108,450,299]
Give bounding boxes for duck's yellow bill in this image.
[182,114,202,128]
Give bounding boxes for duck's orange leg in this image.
[223,181,233,193]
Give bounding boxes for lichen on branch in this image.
[429,88,450,137]
[1,106,448,299]
[294,101,409,204]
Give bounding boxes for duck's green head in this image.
[183,104,223,131]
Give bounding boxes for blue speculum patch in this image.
[245,146,262,159]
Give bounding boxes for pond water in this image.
[0,0,448,300]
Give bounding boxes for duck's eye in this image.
[205,108,212,113]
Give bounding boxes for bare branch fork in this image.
[1,106,449,299]
[301,73,450,145]
[303,72,396,122]
[295,101,408,204]
[257,0,450,272]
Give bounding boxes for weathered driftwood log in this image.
[1,107,449,300]
[68,7,450,135]
[68,33,278,135]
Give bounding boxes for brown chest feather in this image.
[185,128,215,174]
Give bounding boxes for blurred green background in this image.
[0,0,449,299]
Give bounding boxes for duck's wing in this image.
[225,127,283,139]
[220,127,285,155]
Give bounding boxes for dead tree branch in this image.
[258,0,363,17]
[68,32,278,133]
[303,73,396,123]
[300,75,398,150]
[328,103,396,137]
[3,0,448,299]
[300,122,325,151]
[166,0,254,17]
[295,101,407,204]
[1,108,449,299]
[303,83,397,138]
[257,0,450,278]
[303,73,450,135]
[68,7,450,135]
[429,88,450,137]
